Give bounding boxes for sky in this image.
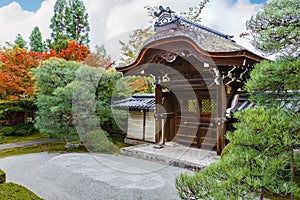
[0,0,268,58]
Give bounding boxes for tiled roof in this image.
[113,94,155,111]
[146,28,246,53]
[226,92,300,118]
[150,6,246,53]
[226,93,253,118]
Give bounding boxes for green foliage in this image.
[176,156,257,200]
[50,0,90,47]
[0,168,5,184]
[96,68,130,131]
[33,58,83,140]
[68,0,90,46]
[85,129,117,152]
[14,34,27,49]
[176,108,300,199]
[0,101,23,120]
[29,26,45,52]
[246,0,300,57]
[0,182,42,200]
[71,65,104,142]
[46,33,69,53]
[0,99,35,125]
[34,58,128,140]
[50,0,68,42]
[0,124,38,137]
[0,127,15,136]
[245,57,300,110]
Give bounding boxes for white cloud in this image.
[0,0,264,57]
[200,0,262,54]
[0,0,55,47]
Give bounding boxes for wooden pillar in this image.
[142,111,146,141]
[155,84,163,144]
[216,84,226,155]
[221,84,226,151]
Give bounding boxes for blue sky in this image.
[0,0,268,12]
[0,0,44,11]
[248,0,268,4]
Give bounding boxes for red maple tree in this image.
[58,40,90,62]
[0,47,40,100]
[0,40,90,100]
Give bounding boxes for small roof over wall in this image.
[226,91,300,118]
[114,94,155,111]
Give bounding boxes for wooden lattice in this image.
[202,99,217,112]
[188,99,198,112]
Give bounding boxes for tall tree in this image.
[33,58,82,140]
[14,34,27,49]
[49,0,90,48]
[29,26,45,52]
[50,0,68,42]
[68,0,90,46]
[246,0,300,57]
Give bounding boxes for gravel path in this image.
[0,152,191,200]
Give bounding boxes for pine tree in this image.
[29,26,45,52]
[49,0,90,48]
[14,34,27,49]
[246,0,300,57]
[68,0,90,46]
[50,0,68,42]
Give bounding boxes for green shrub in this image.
[0,127,16,136]
[176,108,300,199]
[0,168,5,184]
[0,124,38,137]
[0,182,42,200]
[85,130,117,152]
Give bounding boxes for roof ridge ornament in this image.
[153,5,235,42]
[154,6,178,30]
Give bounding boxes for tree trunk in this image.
[259,187,264,200]
[290,148,295,200]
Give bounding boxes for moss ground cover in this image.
[0,182,42,200]
[0,132,129,158]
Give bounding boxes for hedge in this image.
[0,168,5,184]
[0,182,42,200]
[0,168,42,199]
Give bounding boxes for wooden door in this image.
[167,89,218,149]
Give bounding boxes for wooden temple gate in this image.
[116,6,263,155]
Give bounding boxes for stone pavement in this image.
[0,152,191,200]
[121,143,220,170]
